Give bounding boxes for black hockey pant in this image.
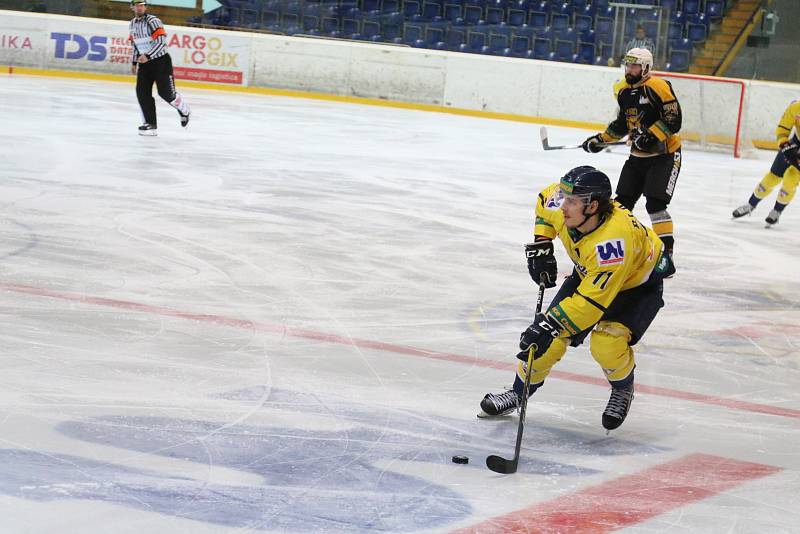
[136,54,178,127]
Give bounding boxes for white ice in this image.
[0,75,798,533]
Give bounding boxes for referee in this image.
[130,0,191,135]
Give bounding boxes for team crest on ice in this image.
[596,239,625,266]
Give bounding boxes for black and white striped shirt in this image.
[129,14,168,64]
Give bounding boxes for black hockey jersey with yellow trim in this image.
[602,76,682,156]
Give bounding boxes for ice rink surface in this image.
[1,75,798,533]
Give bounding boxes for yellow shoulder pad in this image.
[613,78,628,99]
[644,76,677,103]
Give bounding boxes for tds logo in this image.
[51,32,107,61]
[596,239,625,266]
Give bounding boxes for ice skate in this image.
[138,123,157,136]
[602,383,634,432]
[765,209,781,226]
[478,389,520,418]
[731,204,753,218]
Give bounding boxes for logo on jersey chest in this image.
[546,191,563,209]
[596,239,625,266]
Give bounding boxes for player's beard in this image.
[625,73,642,85]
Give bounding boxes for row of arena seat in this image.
[191,0,729,71]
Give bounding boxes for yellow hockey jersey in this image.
[534,182,668,336]
[775,100,800,145]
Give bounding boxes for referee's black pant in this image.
[136,54,177,127]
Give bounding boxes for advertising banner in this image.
[166,30,250,85]
[1,11,250,84]
[0,11,47,67]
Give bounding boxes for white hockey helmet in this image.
[622,47,653,79]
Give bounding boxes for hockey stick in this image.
[540,126,627,151]
[485,282,546,474]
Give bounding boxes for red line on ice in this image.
[452,453,781,534]
[2,282,799,419]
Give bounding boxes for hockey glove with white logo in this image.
[525,240,557,288]
[779,138,800,168]
[517,313,561,361]
[582,133,605,153]
[631,127,658,151]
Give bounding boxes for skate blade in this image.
[138,130,157,137]
[477,411,514,419]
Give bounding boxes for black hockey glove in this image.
[582,133,605,153]
[779,138,800,168]
[517,313,561,361]
[525,241,557,288]
[631,127,658,151]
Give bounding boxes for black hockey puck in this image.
[452,455,469,464]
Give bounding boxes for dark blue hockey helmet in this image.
[559,165,612,204]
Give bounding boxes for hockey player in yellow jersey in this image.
[479,166,674,431]
[732,99,800,226]
[581,48,682,260]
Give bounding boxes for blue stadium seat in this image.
[554,37,575,60]
[528,10,547,28]
[577,41,595,63]
[462,26,490,53]
[362,17,382,39]
[595,16,613,42]
[507,7,527,25]
[687,22,707,43]
[682,0,700,15]
[550,1,569,15]
[488,28,512,55]
[301,14,320,32]
[579,28,595,43]
[463,0,484,24]
[668,49,690,71]
[660,0,677,13]
[381,0,400,13]
[690,12,710,27]
[380,12,403,39]
[425,25,446,48]
[419,0,443,21]
[669,36,693,56]
[533,36,551,58]
[443,0,464,21]
[705,0,724,21]
[362,0,381,13]
[242,8,258,25]
[320,15,339,34]
[403,21,425,44]
[550,12,569,30]
[402,0,421,17]
[486,0,507,25]
[668,21,683,40]
[570,0,587,12]
[341,16,361,38]
[510,26,535,56]
[445,26,468,50]
[574,13,592,32]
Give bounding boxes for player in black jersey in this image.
[129,0,191,136]
[581,48,682,260]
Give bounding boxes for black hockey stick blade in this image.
[486,454,518,474]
